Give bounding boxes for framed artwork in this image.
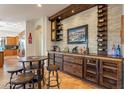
[67,25,88,44]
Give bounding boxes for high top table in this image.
[19,56,48,89]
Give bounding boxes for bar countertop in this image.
[49,51,123,62]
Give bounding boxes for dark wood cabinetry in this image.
[99,59,122,88]
[48,51,123,89]
[84,58,99,83]
[63,55,83,78]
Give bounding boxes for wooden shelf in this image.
[87,70,97,74]
[86,62,96,66]
[51,18,63,41]
[103,75,117,81]
[103,65,117,70]
[84,58,98,83]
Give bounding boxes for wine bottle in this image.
[97,38,103,42]
[98,5,104,9]
[98,9,103,13]
[98,48,104,51]
[98,43,103,47]
[98,27,107,31]
[99,18,107,22]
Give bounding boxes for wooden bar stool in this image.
[46,64,61,89]
[7,67,24,89]
[11,72,34,89]
[26,63,44,88]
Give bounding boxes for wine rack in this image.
[84,58,99,83]
[97,4,108,55]
[51,17,63,41]
[99,59,122,88]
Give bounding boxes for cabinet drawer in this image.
[64,55,74,62]
[55,57,63,63]
[55,54,63,58]
[64,62,83,78]
[64,55,83,64]
[74,56,83,64]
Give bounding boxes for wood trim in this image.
[121,15,124,44]
[49,4,97,21]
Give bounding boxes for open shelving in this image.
[51,17,63,41]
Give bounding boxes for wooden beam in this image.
[49,4,97,21]
[121,15,124,44]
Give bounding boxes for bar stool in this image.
[26,63,44,87]
[11,72,34,89]
[7,67,24,89]
[46,64,61,89]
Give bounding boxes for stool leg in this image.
[10,73,14,89]
[56,70,60,89]
[13,85,16,89]
[23,84,26,89]
[47,71,51,89]
[52,71,54,76]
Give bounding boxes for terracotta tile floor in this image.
[0,56,104,89]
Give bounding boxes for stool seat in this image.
[7,67,23,74]
[11,72,34,85]
[47,64,60,71]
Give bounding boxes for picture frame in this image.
[67,25,88,44]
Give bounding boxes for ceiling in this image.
[0,4,69,36]
[0,4,69,21]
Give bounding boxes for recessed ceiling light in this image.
[37,4,42,7]
[72,10,75,13]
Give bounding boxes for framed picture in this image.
[67,25,88,44]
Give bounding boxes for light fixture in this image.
[72,10,75,13]
[37,4,42,7]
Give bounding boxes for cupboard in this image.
[48,51,123,88]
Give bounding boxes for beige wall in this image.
[25,17,49,57]
[50,4,122,54]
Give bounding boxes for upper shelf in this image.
[49,4,97,21]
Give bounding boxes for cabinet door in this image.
[99,59,122,88]
[84,58,99,83]
[6,37,16,45]
[64,62,83,78]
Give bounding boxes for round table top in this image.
[18,56,48,63]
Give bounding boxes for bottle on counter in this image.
[115,45,121,57]
[112,44,116,56]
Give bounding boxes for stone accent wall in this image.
[55,6,98,54]
[51,4,122,54]
[108,4,122,54]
